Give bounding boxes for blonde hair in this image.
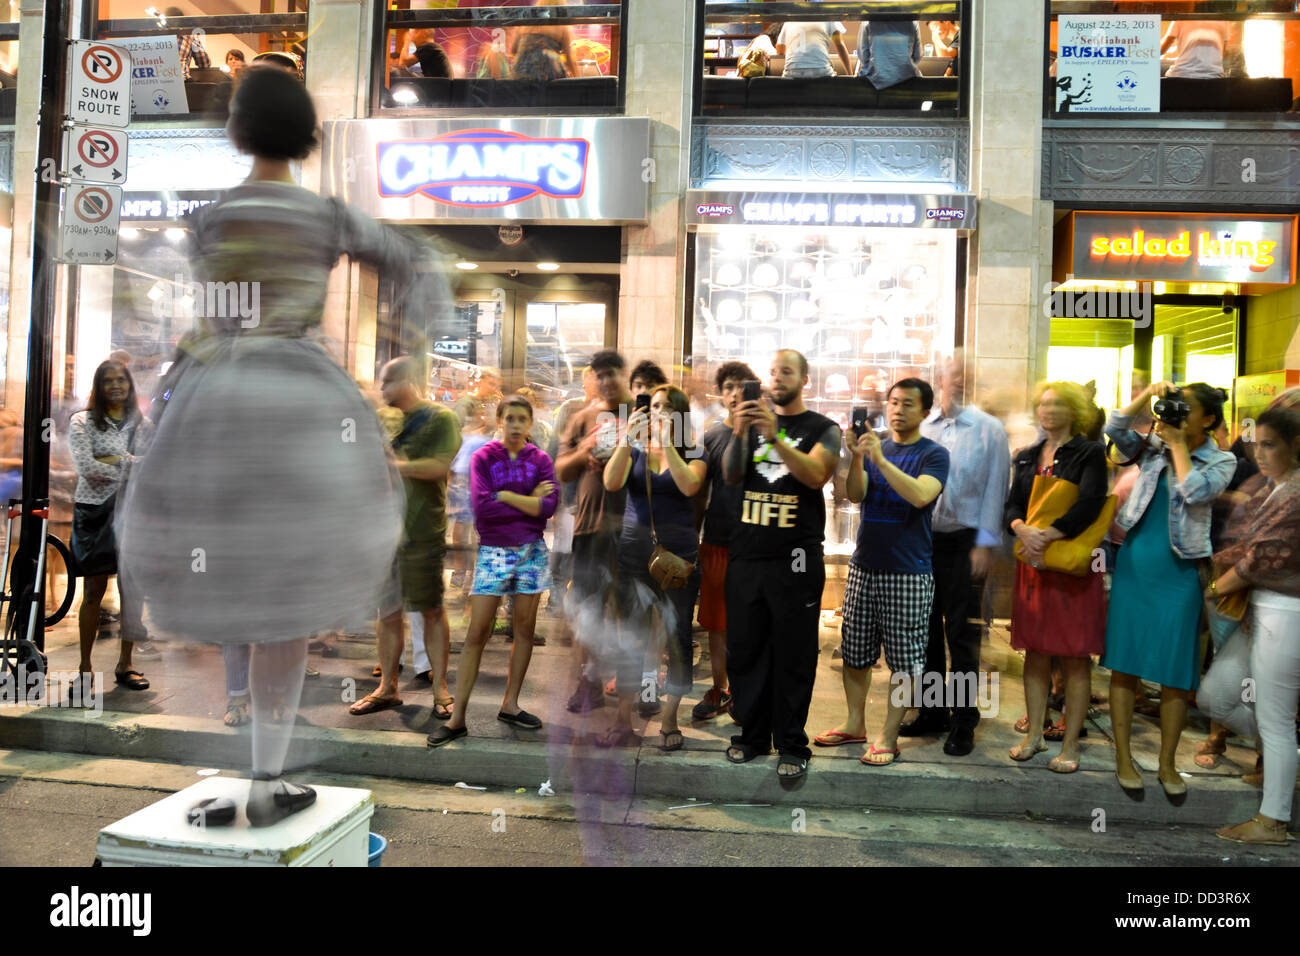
[1032,381,1090,437]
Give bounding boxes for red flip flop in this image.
[861,744,901,766]
[814,729,868,747]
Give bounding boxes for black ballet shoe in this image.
[186,797,237,828]
[246,778,317,828]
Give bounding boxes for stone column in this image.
[4,0,56,413]
[616,0,693,375]
[966,0,1053,407]
[304,0,377,382]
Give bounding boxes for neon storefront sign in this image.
[377,129,590,207]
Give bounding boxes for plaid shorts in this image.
[472,540,552,596]
[841,563,934,674]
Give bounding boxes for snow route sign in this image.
[67,41,131,128]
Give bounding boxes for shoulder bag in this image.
[644,453,695,590]
[1013,473,1118,577]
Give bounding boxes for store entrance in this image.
[438,272,617,401]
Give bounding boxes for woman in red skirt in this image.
[1006,382,1109,773]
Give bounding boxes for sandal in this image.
[113,669,150,691]
[348,692,403,716]
[1009,740,1048,762]
[861,744,900,766]
[1194,737,1228,770]
[1014,715,1053,734]
[777,756,808,778]
[1216,814,1292,846]
[1044,718,1086,741]
[67,672,94,704]
[1048,754,1080,774]
[813,728,868,747]
[659,729,684,752]
[725,745,766,764]
[433,696,454,721]
[224,695,251,727]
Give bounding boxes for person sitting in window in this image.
[777,21,851,78]
[396,28,453,79]
[856,20,922,89]
[1161,20,1231,79]
[166,6,210,81]
[510,0,577,81]
[224,50,246,77]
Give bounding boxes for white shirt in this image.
[777,22,846,75]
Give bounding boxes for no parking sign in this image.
[62,125,129,183]
[60,184,122,264]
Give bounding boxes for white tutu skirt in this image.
[116,337,403,644]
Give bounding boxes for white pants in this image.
[1199,627,1257,739]
[405,611,431,673]
[1249,590,1300,823]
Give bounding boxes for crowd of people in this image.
[44,65,1298,844]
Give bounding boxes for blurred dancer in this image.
[555,350,632,713]
[427,396,558,746]
[116,68,434,826]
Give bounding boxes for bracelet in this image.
[1209,579,1218,596]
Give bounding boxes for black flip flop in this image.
[187,797,237,828]
[725,745,767,764]
[427,724,467,748]
[113,669,150,690]
[497,709,542,729]
[777,756,809,779]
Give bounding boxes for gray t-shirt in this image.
[701,421,737,547]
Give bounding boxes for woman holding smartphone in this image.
[599,385,707,750]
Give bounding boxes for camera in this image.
[1153,388,1191,428]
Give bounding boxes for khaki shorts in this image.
[380,541,446,615]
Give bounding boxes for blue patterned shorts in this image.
[471,540,552,596]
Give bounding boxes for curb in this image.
[0,707,1264,827]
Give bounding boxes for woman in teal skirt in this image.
[1102,381,1236,797]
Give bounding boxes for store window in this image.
[376,2,626,113]
[698,1,965,115]
[93,1,309,121]
[1047,1,1300,117]
[0,15,15,123]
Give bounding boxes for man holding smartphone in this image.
[722,349,840,779]
[816,378,948,766]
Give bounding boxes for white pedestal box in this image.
[96,777,374,867]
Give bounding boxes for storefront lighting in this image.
[537,262,560,271]
[146,282,166,302]
[391,87,421,107]
[165,228,186,241]
[119,228,139,240]
[1154,281,1166,295]
[921,101,933,112]
[454,261,478,271]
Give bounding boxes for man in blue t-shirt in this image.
[814,377,949,767]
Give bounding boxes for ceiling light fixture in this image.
[537,262,560,271]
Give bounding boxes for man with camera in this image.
[722,350,840,779]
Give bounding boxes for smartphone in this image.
[741,380,762,404]
[635,393,651,413]
[850,406,870,437]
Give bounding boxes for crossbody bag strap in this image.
[644,450,661,549]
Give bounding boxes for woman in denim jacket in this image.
[1102,381,1235,798]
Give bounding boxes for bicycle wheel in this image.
[41,534,76,628]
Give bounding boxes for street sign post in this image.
[66,39,131,128]
[62,124,128,183]
[60,183,121,264]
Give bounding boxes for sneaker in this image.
[566,677,605,714]
[692,687,733,721]
[131,640,162,661]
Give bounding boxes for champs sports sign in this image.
[378,129,590,207]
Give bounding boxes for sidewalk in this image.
[1,595,1276,829]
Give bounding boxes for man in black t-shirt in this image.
[723,349,841,778]
[695,360,757,721]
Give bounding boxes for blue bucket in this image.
[368,832,387,867]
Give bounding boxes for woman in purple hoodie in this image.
[428,395,559,746]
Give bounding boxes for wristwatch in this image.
[1209,579,1219,596]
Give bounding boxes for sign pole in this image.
[10,0,72,649]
